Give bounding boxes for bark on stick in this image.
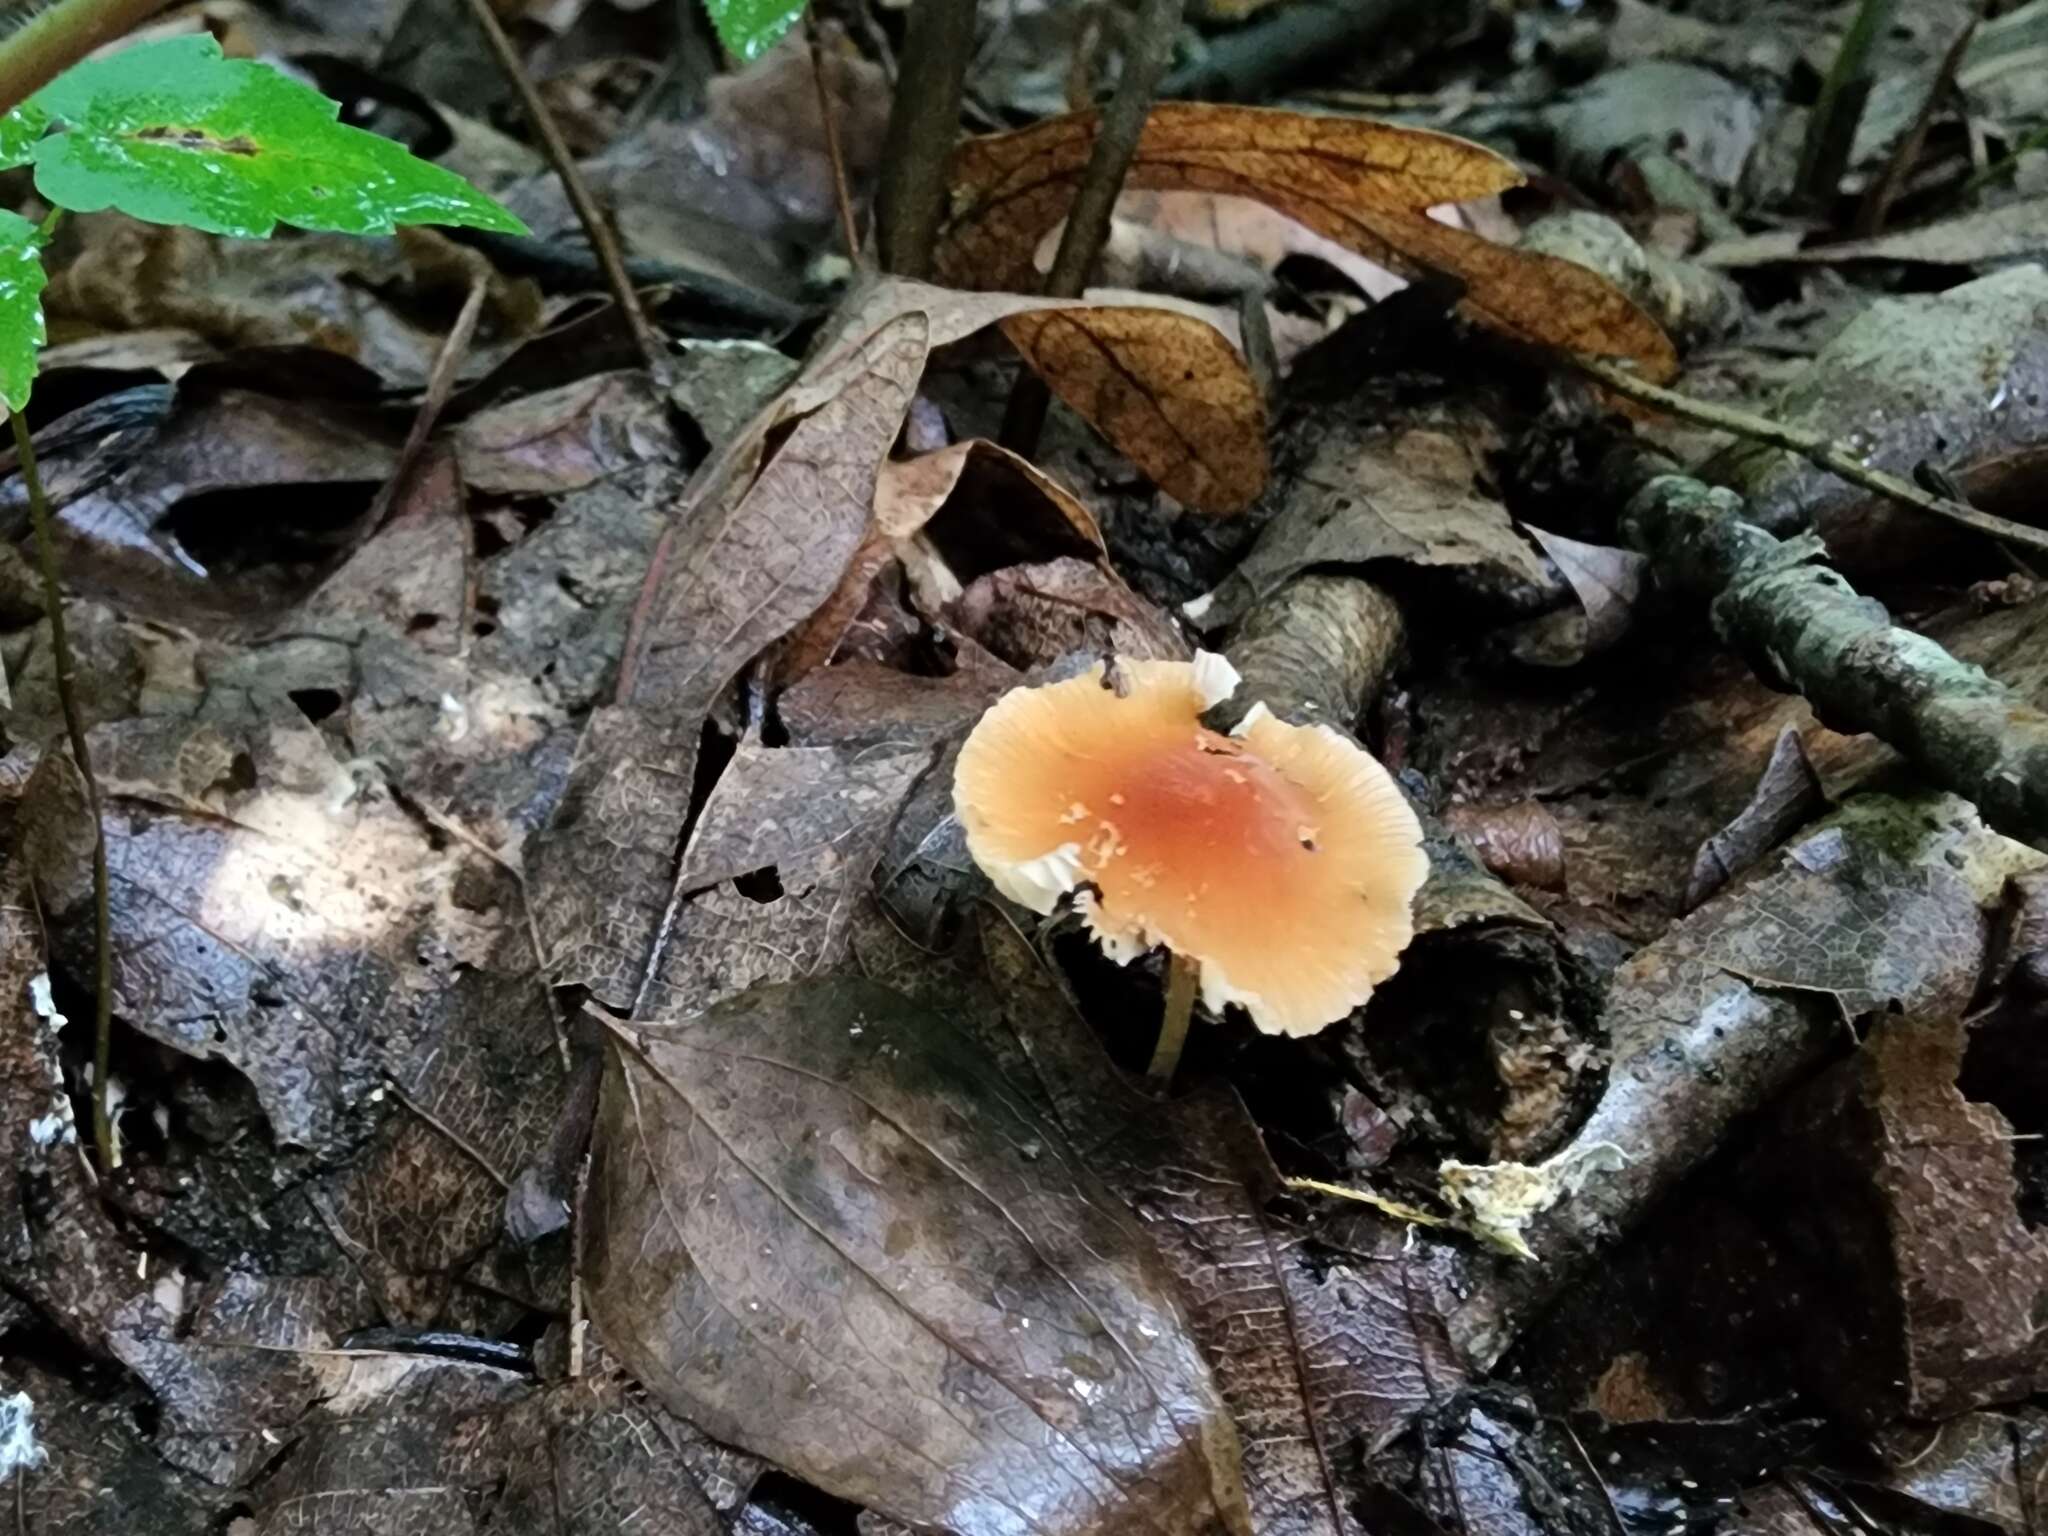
[1607,448,2048,842]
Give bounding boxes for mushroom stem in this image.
[1148,952,1200,1081]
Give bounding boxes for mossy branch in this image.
[1604,445,2048,841]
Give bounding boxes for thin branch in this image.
[0,0,172,115]
[1573,353,2048,560]
[874,0,976,277]
[805,8,863,266]
[1002,0,1186,454]
[371,276,487,528]
[13,411,112,1175]
[1856,3,1983,237]
[456,0,665,373]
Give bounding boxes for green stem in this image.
[13,411,113,1173]
[0,0,173,116]
[1147,950,1198,1081]
[1796,0,1897,201]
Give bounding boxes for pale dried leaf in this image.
[1509,525,1648,666]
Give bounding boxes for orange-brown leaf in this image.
[935,103,1677,381]
[938,103,1520,290]
[1001,305,1269,514]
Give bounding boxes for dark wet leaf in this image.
[970,915,1467,1536]
[243,1352,730,1534]
[953,557,1189,673]
[531,312,928,1009]
[1441,801,1568,892]
[0,867,147,1356]
[20,716,491,1159]
[1742,1007,2048,1423]
[11,378,396,623]
[1683,727,1825,912]
[454,370,678,495]
[1863,1409,2048,1534]
[3,1363,232,1533]
[635,735,933,1017]
[587,976,1252,1536]
[1199,425,1556,630]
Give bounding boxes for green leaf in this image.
[704,0,805,62]
[0,211,47,411]
[28,35,526,239]
[0,101,50,172]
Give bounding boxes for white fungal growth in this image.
[0,1392,46,1478]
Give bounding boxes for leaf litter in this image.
[13,4,2048,1535]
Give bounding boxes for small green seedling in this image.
[0,30,525,1174]
[703,0,807,63]
[0,31,526,408]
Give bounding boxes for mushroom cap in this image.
[952,653,1427,1038]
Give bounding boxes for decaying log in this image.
[1218,573,1603,1163]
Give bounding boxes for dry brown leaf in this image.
[1003,306,1268,512]
[782,438,1111,686]
[533,313,929,1007]
[935,103,1676,380]
[874,438,1105,547]
[824,277,1268,514]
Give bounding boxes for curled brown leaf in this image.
[1001,305,1268,513]
[936,103,1676,379]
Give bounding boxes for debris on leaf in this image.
[1439,1140,1630,1261]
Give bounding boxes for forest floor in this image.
[4,1,2048,1533]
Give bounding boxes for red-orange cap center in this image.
[1102,728,1322,873]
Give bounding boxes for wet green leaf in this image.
[704,0,806,61]
[0,102,49,172]
[28,35,525,239]
[0,211,48,412]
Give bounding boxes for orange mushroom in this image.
[953,652,1427,1076]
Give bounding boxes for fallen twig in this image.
[457,0,665,373]
[1604,443,2048,840]
[1574,354,2048,561]
[371,276,487,529]
[805,8,863,265]
[1856,2,1984,237]
[13,413,113,1175]
[1163,0,1477,102]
